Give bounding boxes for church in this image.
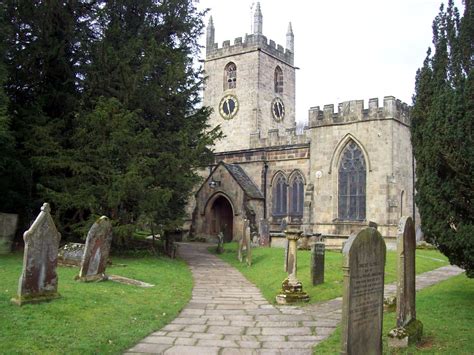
[187,3,416,248]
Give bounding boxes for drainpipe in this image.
[412,151,416,226]
[263,160,268,219]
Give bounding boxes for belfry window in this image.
[289,173,304,217]
[224,62,237,90]
[274,66,283,94]
[272,173,287,216]
[338,141,366,221]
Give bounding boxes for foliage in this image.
[411,0,474,276]
[214,243,449,304]
[313,274,474,354]
[0,253,193,353]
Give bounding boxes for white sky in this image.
[196,0,464,123]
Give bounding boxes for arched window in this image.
[224,62,237,90]
[338,141,366,221]
[272,173,287,216]
[289,173,304,217]
[274,66,283,94]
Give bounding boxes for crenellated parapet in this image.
[308,96,411,128]
[207,33,294,66]
[249,127,310,149]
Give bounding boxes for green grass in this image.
[314,274,474,354]
[214,243,449,304]
[0,253,193,354]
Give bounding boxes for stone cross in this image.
[388,216,423,348]
[11,203,61,306]
[77,216,113,282]
[276,229,309,304]
[341,227,386,355]
[0,212,18,254]
[311,241,325,286]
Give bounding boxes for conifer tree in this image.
[412,0,473,276]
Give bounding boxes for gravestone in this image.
[58,242,85,266]
[77,216,113,282]
[259,219,270,246]
[238,221,252,266]
[276,229,309,304]
[11,203,61,306]
[388,216,423,348]
[216,231,224,254]
[0,212,18,254]
[311,241,325,286]
[341,227,386,355]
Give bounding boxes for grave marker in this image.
[341,227,386,355]
[77,216,113,282]
[388,216,423,348]
[0,213,18,254]
[11,203,61,306]
[311,241,325,286]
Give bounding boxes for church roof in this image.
[223,163,264,199]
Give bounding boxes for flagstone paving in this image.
[126,242,464,355]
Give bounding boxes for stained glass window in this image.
[289,173,304,216]
[273,173,287,216]
[224,62,237,90]
[338,141,366,220]
[274,66,283,94]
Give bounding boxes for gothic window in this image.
[289,173,304,218]
[274,66,283,94]
[338,141,366,221]
[272,173,287,216]
[224,62,237,90]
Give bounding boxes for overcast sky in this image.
[196,0,464,123]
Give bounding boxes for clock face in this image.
[219,95,239,119]
[271,97,285,122]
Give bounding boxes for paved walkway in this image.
[126,243,464,355]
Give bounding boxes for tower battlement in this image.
[207,34,294,66]
[308,96,410,128]
[249,127,310,149]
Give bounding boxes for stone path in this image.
[126,243,464,355]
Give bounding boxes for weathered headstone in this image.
[77,216,113,282]
[216,231,224,254]
[11,203,61,306]
[276,229,309,304]
[0,213,18,254]
[58,242,85,266]
[388,216,423,348]
[341,227,386,355]
[238,220,252,266]
[259,219,270,246]
[311,241,325,286]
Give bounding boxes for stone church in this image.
[187,3,416,247]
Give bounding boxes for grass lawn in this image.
[214,243,449,304]
[314,274,473,354]
[0,253,193,354]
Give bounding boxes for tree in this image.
[412,0,473,276]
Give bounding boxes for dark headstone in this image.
[311,242,325,286]
[341,227,386,355]
[388,216,423,348]
[77,216,112,281]
[0,212,18,254]
[58,243,85,266]
[259,219,270,246]
[11,203,61,305]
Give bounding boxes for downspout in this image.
[263,159,268,219]
[412,151,416,226]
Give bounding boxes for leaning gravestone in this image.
[341,227,386,355]
[311,241,325,286]
[11,203,61,306]
[77,216,113,282]
[0,212,18,254]
[388,216,423,348]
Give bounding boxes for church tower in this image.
[203,3,296,153]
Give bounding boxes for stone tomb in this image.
[341,227,386,355]
[77,216,113,282]
[388,216,423,348]
[276,229,309,304]
[311,241,325,286]
[58,242,85,266]
[0,213,18,254]
[11,203,61,306]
